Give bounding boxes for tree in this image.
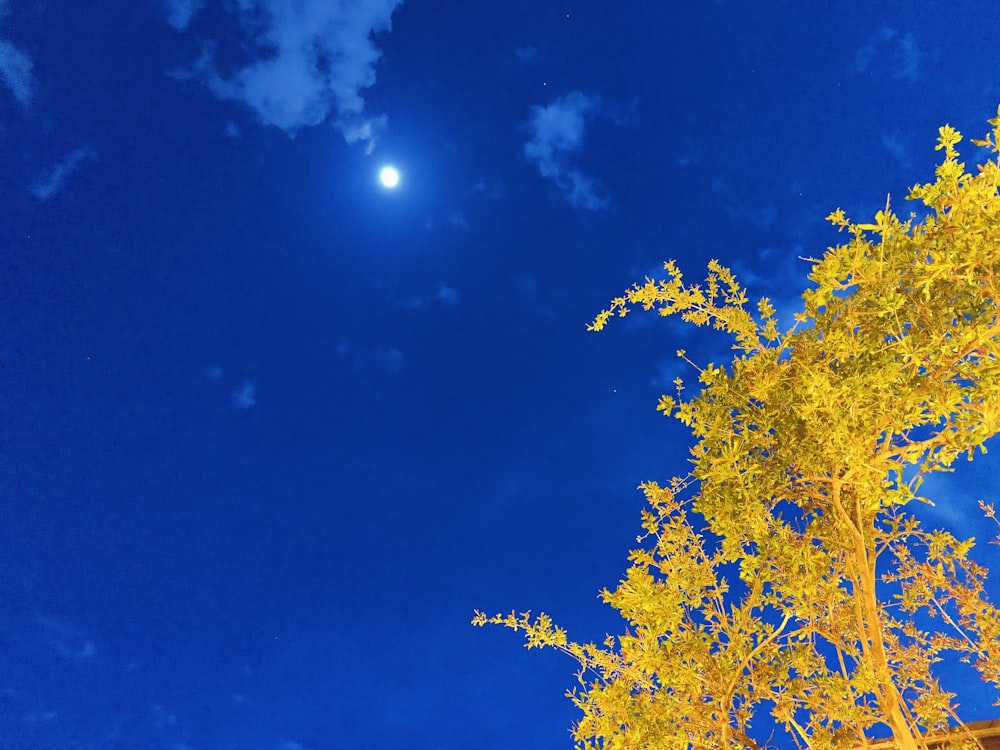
[475,107,1000,750]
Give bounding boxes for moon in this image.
[379,165,400,189]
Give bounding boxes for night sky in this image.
[3,2,1000,748]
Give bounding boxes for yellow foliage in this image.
[476,105,1000,750]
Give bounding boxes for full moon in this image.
[379,165,400,189]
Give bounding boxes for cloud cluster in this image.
[524,91,608,211]
[167,0,402,150]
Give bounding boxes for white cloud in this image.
[231,380,256,409]
[0,37,36,107]
[855,26,919,82]
[30,146,97,201]
[162,0,205,31]
[524,91,608,210]
[178,0,402,149]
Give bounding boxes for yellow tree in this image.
[475,107,1000,750]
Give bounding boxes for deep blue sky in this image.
[2,2,1000,748]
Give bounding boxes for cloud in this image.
[398,282,460,309]
[524,91,608,210]
[436,283,459,305]
[676,139,703,167]
[231,380,256,409]
[855,27,919,82]
[515,275,554,318]
[369,347,403,373]
[881,131,911,169]
[161,0,204,31]
[709,175,777,229]
[0,37,36,107]
[471,175,503,199]
[176,0,402,149]
[37,615,97,660]
[423,212,469,231]
[22,710,58,724]
[30,146,97,201]
[151,704,178,729]
[335,343,404,373]
[514,46,537,64]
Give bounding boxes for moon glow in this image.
[379,166,400,189]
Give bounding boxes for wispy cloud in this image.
[151,704,178,730]
[676,138,703,167]
[366,347,403,373]
[0,37,36,108]
[710,175,777,229]
[37,615,97,660]
[423,212,469,232]
[22,710,58,724]
[855,26,919,82]
[170,0,402,150]
[881,131,911,169]
[524,91,608,210]
[335,343,404,373]
[515,275,554,318]
[30,146,97,201]
[397,282,460,309]
[231,380,256,409]
[513,46,537,64]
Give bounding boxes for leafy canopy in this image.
[475,106,1000,750]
